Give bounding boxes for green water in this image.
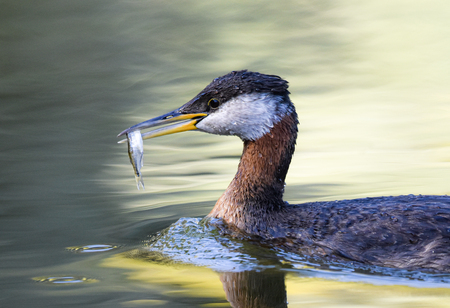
[1,0,449,307]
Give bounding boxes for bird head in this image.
[118,70,294,142]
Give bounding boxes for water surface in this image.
[1,0,449,307]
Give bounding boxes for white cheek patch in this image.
[196,93,292,141]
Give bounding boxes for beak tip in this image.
[117,130,128,137]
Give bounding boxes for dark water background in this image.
[1,0,450,307]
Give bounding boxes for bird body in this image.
[213,194,450,272]
[119,70,450,272]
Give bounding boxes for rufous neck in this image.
[208,111,298,222]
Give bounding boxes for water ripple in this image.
[141,217,450,287]
[66,244,119,253]
[33,276,98,284]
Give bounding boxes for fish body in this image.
[127,130,145,190]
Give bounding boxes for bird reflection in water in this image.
[220,270,287,308]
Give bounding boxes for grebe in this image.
[118,70,450,272]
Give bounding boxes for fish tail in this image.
[135,175,145,190]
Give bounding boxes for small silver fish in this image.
[127,130,145,190]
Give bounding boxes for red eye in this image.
[208,98,220,109]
